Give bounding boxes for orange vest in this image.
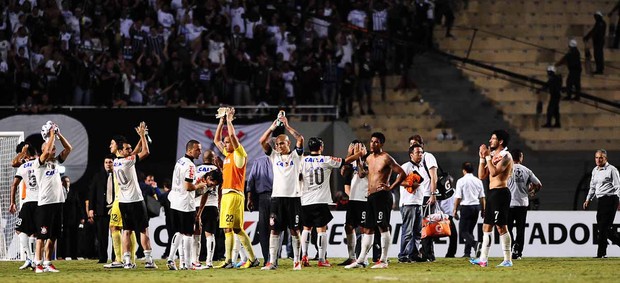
[222,151,246,192]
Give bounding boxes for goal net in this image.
[0,132,24,260]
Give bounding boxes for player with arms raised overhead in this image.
[110,122,156,269]
[259,113,305,270]
[471,130,514,267]
[213,107,260,269]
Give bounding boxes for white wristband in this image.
[479,158,486,164]
[485,156,492,162]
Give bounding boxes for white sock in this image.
[269,234,280,264]
[144,250,153,264]
[18,233,29,260]
[123,252,131,264]
[380,231,391,263]
[480,232,492,262]
[28,236,36,260]
[232,234,241,262]
[292,234,301,263]
[238,235,248,262]
[500,232,512,262]
[206,235,215,265]
[183,235,193,267]
[168,232,182,261]
[43,260,51,267]
[192,234,201,264]
[357,234,374,264]
[300,230,310,258]
[346,231,356,260]
[318,232,327,262]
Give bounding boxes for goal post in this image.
[0,131,24,260]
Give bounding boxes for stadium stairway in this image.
[347,75,465,153]
[434,0,620,151]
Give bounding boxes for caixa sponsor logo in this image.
[275,160,294,167]
[45,169,57,176]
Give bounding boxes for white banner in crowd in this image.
[146,210,620,258]
[176,118,272,170]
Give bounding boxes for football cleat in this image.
[104,262,124,269]
[203,264,213,269]
[344,261,367,269]
[45,264,60,272]
[19,259,33,270]
[180,263,189,270]
[145,261,158,269]
[261,262,276,270]
[496,260,513,267]
[317,260,331,267]
[123,263,136,269]
[337,258,355,266]
[240,258,260,269]
[301,255,310,267]
[166,260,177,270]
[35,264,46,273]
[469,258,487,267]
[191,262,203,270]
[293,261,302,270]
[214,261,234,269]
[233,261,246,268]
[370,261,388,269]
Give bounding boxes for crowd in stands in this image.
[0,0,454,117]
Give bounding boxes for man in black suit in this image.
[87,154,116,263]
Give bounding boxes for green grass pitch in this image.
[1,257,618,282]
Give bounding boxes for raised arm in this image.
[226,108,241,149]
[136,122,150,160]
[259,119,279,152]
[282,116,304,149]
[478,144,490,180]
[214,113,227,154]
[11,144,30,168]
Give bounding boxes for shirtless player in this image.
[344,132,405,269]
[471,130,514,267]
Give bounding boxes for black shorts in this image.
[484,188,511,225]
[35,203,63,240]
[16,201,37,235]
[345,200,368,228]
[119,201,149,233]
[270,197,302,232]
[199,206,219,234]
[301,204,333,228]
[362,191,392,229]
[171,209,196,235]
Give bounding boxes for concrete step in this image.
[464,0,615,14]
[520,127,620,140]
[526,139,620,151]
[496,100,603,114]
[506,113,620,129]
[348,115,442,129]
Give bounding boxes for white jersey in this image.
[170,156,198,212]
[300,154,342,205]
[399,161,424,206]
[269,147,303,198]
[16,159,38,203]
[113,155,144,203]
[349,160,368,202]
[195,164,218,208]
[33,157,64,205]
[508,163,541,207]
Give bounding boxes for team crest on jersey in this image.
[40,226,48,235]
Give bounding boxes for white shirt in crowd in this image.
[454,173,485,206]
